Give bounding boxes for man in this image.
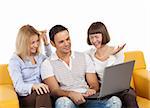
[41,25,122,108]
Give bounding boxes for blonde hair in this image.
[16,25,41,59]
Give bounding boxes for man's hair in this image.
[16,24,41,59]
[87,21,110,45]
[49,25,68,43]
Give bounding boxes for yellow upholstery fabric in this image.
[124,51,150,108]
[130,77,135,89]
[0,85,19,108]
[124,51,146,70]
[137,96,150,108]
[134,69,150,99]
[0,64,12,85]
[0,64,19,108]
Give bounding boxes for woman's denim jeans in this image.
[55,96,122,108]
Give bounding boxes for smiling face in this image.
[89,33,103,49]
[51,30,71,54]
[87,22,110,47]
[29,34,40,55]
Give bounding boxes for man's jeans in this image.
[55,96,122,108]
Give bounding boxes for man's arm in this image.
[43,76,86,105]
[41,59,69,97]
[43,76,69,97]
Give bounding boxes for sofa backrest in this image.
[124,51,146,70]
[124,50,146,89]
[0,64,13,85]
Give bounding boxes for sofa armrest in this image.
[133,69,150,100]
[0,85,19,108]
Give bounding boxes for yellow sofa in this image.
[0,64,19,108]
[124,51,150,108]
[0,51,149,108]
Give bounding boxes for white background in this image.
[0,0,150,70]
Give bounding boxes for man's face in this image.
[52,30,71,54]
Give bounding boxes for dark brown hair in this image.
[87,22,110,45]
[49,25,68,43]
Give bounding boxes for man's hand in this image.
[68,91,86,105]
[82,89,96,98]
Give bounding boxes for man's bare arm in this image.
[43,76,70,97]
[43,76,86,104]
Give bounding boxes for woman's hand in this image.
[32,83,50,95]
[112,43,126,55]
[39,30,49,46]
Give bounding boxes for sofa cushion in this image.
[134,69,150,99]
[0,85,19,108]
[0,64,12,85]
[124,51,146,70]
[137,96,150,108]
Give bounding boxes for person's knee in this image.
[107,96,122,108]
[55,97,76,108]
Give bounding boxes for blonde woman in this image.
[8,25,52,108]
[86,21,138,108]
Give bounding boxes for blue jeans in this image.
[55,96,122,108]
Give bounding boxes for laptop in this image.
[86,60,135,99]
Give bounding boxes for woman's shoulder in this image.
[36,53,47,62]
[9,53,23,66]
[107,45,115,51]
[85,47,96,55]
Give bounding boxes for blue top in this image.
[8,44,51,96]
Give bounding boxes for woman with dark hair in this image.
[86,21,138,108]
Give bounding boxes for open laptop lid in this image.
[99,60,135,98]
